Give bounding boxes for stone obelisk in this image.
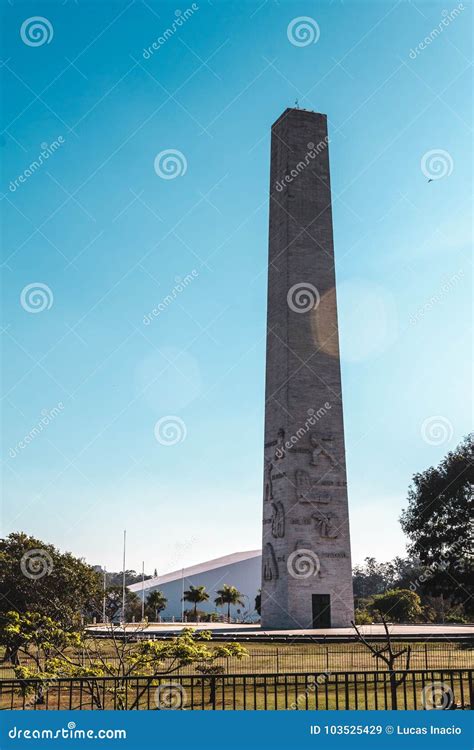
[261,108,354,629]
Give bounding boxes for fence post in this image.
[326,646,329,672]
[210,677,216,710]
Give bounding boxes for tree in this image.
[352,555,426,601]
[388,556,425,590]
[103,586,141,623]
[2,611,80,670]
[369,589,423,623]
[255,590,261,616]
[145,590,167,621]
[0,533,102,633]
[214,585,245,622]
[352,557,396,599]
[6,615,248,709]
[103,586,122,623]
[101,569,152,588]
[400,434,473,609]
[182,585,209,620]
[351,616,411,710]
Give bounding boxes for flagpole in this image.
[102,566,107,624]
[141,561,145,621]
[121,530,126,627]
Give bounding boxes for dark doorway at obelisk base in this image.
[312,594,331,628]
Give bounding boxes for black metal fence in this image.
[1,669,472,711]
[1,643,471,678]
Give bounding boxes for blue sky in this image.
[1,0,472,573]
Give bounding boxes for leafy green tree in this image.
[214,585,245,622]
[0,533,102,631]
[352,557,395,598]
[400,434,473,608]
[103,586,122,622]
[2,611,80,669]
[145,590,167,621]
[101,569,152,587]
[352,555,424,606]
[104,586,141,623]
[369,589,423,623]
[354,608,372,625]
[8,615,247,709]
[388,556,424,590]
[182,585,209,620]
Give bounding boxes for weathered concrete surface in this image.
[89,623,474,640]
[261,108,354,629]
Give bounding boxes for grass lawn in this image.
[1,640,472,679]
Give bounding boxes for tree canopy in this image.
[369,589,423,623]
[352,556,424,600]
[400,434,473,609]
[214,585,245,621]
[0,533,102,630]
[5,616,247,709]
[145,590,168,620]
[183,585,209,619]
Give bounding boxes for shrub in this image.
[354,609,372,625]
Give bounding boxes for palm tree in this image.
[182,585,209,620]
[146,590,167,621]
[214,585,245,622]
